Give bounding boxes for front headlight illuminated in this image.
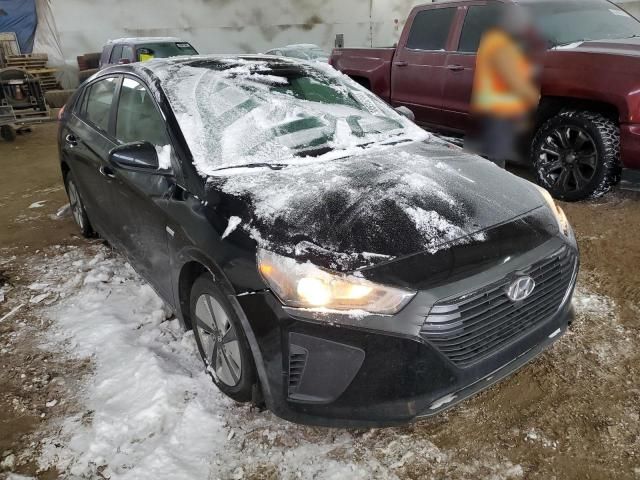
[257,249,416,315]
[536,186,571,237]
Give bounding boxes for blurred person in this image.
[469,5,540,168]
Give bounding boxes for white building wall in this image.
[51,0,428,62]
[49,0,638,66]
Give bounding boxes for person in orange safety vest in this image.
[470,5,540,168]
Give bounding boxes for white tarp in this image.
[33,0,77,88]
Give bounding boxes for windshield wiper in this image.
[211,162,287,173]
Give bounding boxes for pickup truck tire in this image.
[531,111,620,201]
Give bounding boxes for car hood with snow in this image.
[206,139,550,273]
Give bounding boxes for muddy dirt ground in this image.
[1,123,639,479]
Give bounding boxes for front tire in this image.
[190,274,257,402]
[531,110,620,201]
[64,171,94,237]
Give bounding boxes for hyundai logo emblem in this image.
[506,276,536,302]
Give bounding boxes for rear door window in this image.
[82,77,119,133]
[109,45,123,64]
[406,8,457,51]
[458,5,503,53]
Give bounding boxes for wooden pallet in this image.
[0,32,21,66]
[5,54,49,69]
[3,55,61,91]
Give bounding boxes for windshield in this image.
[528,0,640,46]
[152,59,426,176]
[137,42,198,61]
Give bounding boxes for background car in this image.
[58,55,578,427]
[99,37,198,69]
[265,43,329,62]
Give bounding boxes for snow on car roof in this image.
[136,55,429,177]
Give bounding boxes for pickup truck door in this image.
[440,2,496,132]
[390,6,458,129]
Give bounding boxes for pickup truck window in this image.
[459,5,502,53]
[109,45,123,64]
[136,42,198,61]
[406,8,456,51]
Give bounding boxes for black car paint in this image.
[58,61,578,427]
[210,140,554,272]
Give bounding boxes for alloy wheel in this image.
[194,293,242,387]
[67,180,85,230]
[537,126,598,195]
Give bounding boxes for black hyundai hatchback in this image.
[58,55,578,427]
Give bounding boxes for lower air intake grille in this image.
[288,345,308,395]
[420,247,576,368]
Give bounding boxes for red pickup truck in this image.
[330,0,640,200]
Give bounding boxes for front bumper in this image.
[237,239,578,427]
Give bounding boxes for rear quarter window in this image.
[406,7,457,51]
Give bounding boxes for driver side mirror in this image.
[108,141,168,174]
[395,106,415,122]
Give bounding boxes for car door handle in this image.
[394,61,409,67]
[65,134,78,147]
[447,64,465,72]
[99,165,116,179]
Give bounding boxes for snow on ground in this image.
[27,245,537,480]
[32,246,395,479]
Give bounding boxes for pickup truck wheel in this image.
[531,111,620,201]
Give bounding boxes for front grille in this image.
[420,247,576,368]
[288,345,308,396]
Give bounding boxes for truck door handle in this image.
[447,64,465,72]
[394,61,408,67]
[65,134,78,147]
[99,165,116,178]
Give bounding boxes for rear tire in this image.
[1,125,16,142]
[190,274,257,402]
[531,110,620,201]
[64,171,94,237]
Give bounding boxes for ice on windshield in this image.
[144,58,428,177]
